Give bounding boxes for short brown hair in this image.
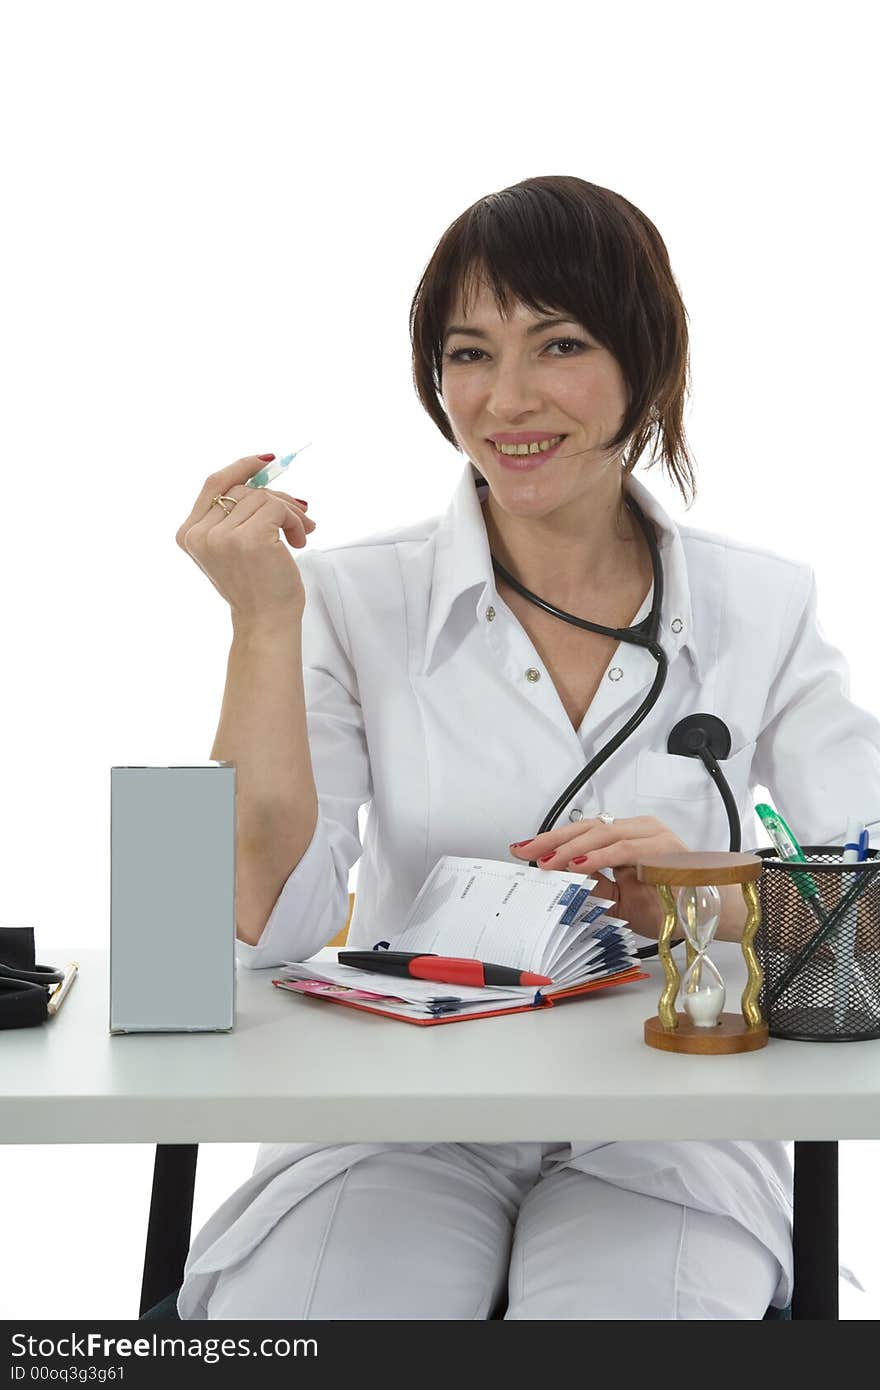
[409,174,697,506]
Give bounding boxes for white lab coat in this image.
[178,462,880,1319]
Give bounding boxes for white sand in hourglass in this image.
[679,885,726,1027]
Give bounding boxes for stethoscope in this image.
[0,959,65,1028]
[484,481,741,960]
[0,962,64,992]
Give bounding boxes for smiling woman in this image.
[409,174,694,506]
[175,173,880,1325]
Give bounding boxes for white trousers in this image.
[204,1143,780,1320]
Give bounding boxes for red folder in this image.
[271,965,650,1025]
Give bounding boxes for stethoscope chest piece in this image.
[667,714,732,761]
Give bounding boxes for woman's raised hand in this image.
[175,454,317,627]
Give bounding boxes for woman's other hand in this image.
[509,816,689,938]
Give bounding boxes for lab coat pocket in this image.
[635,740,757,804]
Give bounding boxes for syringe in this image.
[246,442,313,490]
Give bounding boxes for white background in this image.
[1,0,877,1320]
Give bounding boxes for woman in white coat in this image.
[174,175,880,1320]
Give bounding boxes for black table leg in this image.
[791,1140,838,1319]
[139,1143,199,1316]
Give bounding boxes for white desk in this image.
[3,943,874,1319]
[3,944,879,1142]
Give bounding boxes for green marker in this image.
[754,803,827,925]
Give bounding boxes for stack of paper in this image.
[276,962,539,1018]
[274,856,643,1021]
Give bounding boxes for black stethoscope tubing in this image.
[487,487,733,960]
[0,962,65,990]
[491,492,668,838]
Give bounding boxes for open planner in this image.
[272,855,650,1025]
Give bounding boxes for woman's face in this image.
[440,278,630,520]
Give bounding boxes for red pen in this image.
[338,950,551,987]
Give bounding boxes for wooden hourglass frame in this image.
[637,852,769,1054]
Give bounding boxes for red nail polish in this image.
[571,855,590,865]
[538,853,555,864]
[257,453,275,461]
[294,498,308,507]
[511,840,533,848]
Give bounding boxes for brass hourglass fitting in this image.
[637,852,768,1054]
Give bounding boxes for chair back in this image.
[326,893,354,949]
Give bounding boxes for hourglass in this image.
[637,852,769,1054]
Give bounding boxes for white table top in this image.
[3,945,879,1143]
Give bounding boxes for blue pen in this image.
[245,443,312,490]
[858,828,870,860]
[843,823,861,860]
[835,818,867,1026]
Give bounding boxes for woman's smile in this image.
[487,435,567,470]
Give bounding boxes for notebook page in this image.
[385,857,598,973]
[275,981,452,1018]
[537,896,616,972]
[275,981,542,1018]
[279,958,534,1006]
[549,919,636,981]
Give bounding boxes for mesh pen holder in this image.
[754,846,880,1042]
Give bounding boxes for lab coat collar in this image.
[424,460,702,681]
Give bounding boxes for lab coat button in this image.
[608,667,623,681]
[486,606,496,621]
[525,667,541,683]
[568,809,583,822]
[671,618,684,634]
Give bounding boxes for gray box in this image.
[110,764,236,1033]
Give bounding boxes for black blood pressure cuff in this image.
[0,927,64,1029]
